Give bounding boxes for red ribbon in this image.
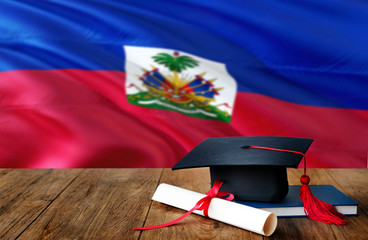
[134,180,234,230]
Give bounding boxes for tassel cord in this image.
[247,145,348,225]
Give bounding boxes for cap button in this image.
[300,175,310,185]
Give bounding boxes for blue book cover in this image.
[235,185,358,217]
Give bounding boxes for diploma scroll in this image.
[152,183,277,236]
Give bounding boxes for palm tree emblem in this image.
[131,51,223,106]
[153,52,199,94]
[126,50,232,122]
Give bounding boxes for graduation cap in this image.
[173,136,348,225]
[173,136,313,202]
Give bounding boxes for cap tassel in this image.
[299,174,348,225]
[246,145,348,225]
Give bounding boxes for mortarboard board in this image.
[172,136,313,202]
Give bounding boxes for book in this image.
[235,185,358,217]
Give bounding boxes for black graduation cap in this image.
[172,136,313,202]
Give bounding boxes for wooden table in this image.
[0,168,367,240]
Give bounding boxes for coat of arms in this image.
[124,46,237,122]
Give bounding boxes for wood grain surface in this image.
[0,168,367,239]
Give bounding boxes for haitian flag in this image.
[0,1,367,168]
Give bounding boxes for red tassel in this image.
[246,145,349,225]
[299,175,348,225]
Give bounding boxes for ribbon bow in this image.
[134,180,234,230]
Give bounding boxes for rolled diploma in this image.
[152,183,277,236]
